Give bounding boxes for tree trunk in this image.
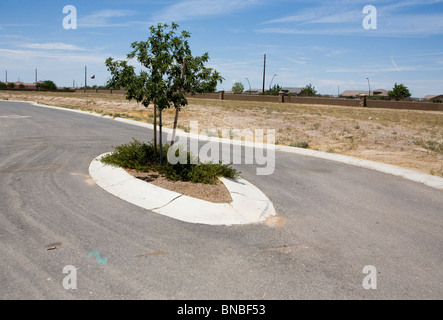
[153,101,157,158]
[171,107,179,146]
[171,58,187,146]
[159,107,163,164]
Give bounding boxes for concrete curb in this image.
[89,153,277,226]
[4,100,443,190]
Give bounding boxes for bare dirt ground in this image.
[124,169,233,203]
[2,91,442,179]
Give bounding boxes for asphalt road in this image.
[1,100,442,300]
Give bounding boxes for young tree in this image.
[36,80,57,90]
[106,23,223,163]
[232,82,244,94]
[299,84,318,96]
[388,83,411,101]
[265,84,282,96]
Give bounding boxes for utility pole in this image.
[262,54,266,95]
[84,66,87,92]
[35,68,38,83]
[5,70,7,83]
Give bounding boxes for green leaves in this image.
[36,80,57,90]
[105,22,223,111]
[101,139,239,185]
[232,82,244,94]
[388,83,411,101]
[299,84,318,97]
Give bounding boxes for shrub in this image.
[232,82,244,94]
[414,139,443,154]
[290,141,309,149]
[299,84,318,97]
[36,80,57,90]
[7,82,15,88]
[388,83,411,101]
[264,84,282,96]
[101,139,240,184]
[0,82,6,89]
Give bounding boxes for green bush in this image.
[290,141,309,149]
[414,139,443,154]
[7,82,15,88]
[299,84,318,97]
[232,82,244,94]
[36,80,57,90]
[101,139,240,184]
[388,83,411,101]
[263,84,282,96]
[0,82,6,89]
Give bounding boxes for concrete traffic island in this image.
[89,153,277,226]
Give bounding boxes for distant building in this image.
[341,89,388,97]
[281,87,303,95]
[243,89,263,95]
[424,94,443,102]
[2,81,44,89]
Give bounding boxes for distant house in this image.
[281,87,303,95]
[372,89,389,96]
[424,94,443,102]
[341,89,388,97]
[2,81,44,89]
[243,89,263,95]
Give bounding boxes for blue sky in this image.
[0,0,442,97]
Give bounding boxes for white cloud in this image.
[260,1,443,37]
[263,8,360,25]
[17,42,86,51]
[150,0,259,23]
[0,34,22,39]
[390,56,398,69]
[284,57,308,65]
[325,65,443,73]
[78,9,142,28]
[0,48,108,64]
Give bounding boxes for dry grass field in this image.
[1,90,442,177]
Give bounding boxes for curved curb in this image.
[89,153,277,226]
[4,100,443,190]
[274,145,443,190]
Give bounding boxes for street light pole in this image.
[366,78,371,97]
[245,78,251,94]
[269,74,277,90]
